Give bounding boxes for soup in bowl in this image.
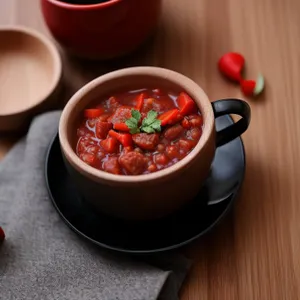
[76,88,203,175]
[59,67,250,220]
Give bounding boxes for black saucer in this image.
[45,115,245,254]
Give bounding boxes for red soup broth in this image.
[76,88,203,175]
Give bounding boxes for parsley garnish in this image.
[125,109,161,134]
[125,109,141,134]
[141,110,161,133]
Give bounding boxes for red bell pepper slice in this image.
[84,108,104,119]
[158,109,180,126]
[135,93,146,111]
[100,137,119,153]
[109,130,133,147]
[177,92,197,116]
[113,123,130,132]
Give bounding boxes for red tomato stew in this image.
[76,88,203,175]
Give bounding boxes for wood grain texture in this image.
[1,0,300,299]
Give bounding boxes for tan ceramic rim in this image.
[59,67,215,184]
[0,25,62,117]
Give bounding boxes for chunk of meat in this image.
[103,157,121,175]
[181,115,203,128]
[119,152,147,175]
[156,144,166,153]
[95,121,113,139]
[164,124,184,140]
[177,139,195,153]
[154,153,169,165]
[148,164,157,173]
[77,126,92,137]
[107,106,132,124]
[134,147,143,154]
[122,146,132,153]
[85,145,99,154]
[186,127,202,141]
[98,113,111,122]
[132,133,159,150]
[142,97,175,113]
[80,153,95,165]
[189,115,203,127]
[105,96,120,111]
[166,145,180,159]
[181,118,190,129]
[96,151,106,160]
[77,136,96,153]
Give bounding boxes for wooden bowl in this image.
[0,26,62,131]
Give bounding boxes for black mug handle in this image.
[212,99,251,147]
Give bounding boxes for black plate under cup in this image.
[45,115,245,254]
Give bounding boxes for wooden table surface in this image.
[1,0,300,299]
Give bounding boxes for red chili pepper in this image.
[109,130,133,147]
[218,52,245,82]
[241,74,265,97]
[0,226,5,242]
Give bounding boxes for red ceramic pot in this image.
[40,0,162,59]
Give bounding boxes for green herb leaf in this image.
[142,126,155,134]
[125,109,161,135]
[142,110,157,126]
[150,119,161,132]
[125,118,139,134]
[140,110,161,133]
[126,118,137,127]
[131,109,141,121]
[125,109,142,134]
[130,127,140,134]
[146,110,158,122]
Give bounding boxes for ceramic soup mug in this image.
[40,0,162,59]
[59,67,250,220]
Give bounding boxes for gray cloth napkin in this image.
[0,111,190,300]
